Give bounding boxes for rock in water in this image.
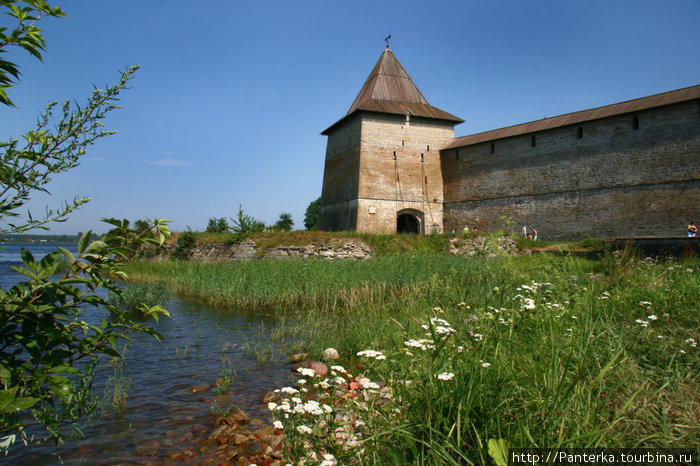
[287,353,309,363]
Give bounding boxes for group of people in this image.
[522,225,538,240]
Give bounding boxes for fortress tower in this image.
[319,47,462,233]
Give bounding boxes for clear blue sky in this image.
[3,0,699,235]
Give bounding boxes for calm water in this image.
[2,242,295,464]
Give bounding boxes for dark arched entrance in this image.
[397,213,420,234]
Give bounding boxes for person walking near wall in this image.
[689,222,698,237]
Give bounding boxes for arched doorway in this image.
[397,210,422,234]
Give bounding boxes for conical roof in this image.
[322,48,462,135]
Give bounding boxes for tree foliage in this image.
[304,197,320,231]
[0,0,66,107]
[230,205,264,235]
[273,212,294,231]
[206,217,229,233]
[0,0,171,452]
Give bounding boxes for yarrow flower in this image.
[421,317,456,335]
[330,365,347,373]
[436,372,455,381]
[481,362,491,368]
[296,425,313,434]
[357,349,386,360]
[404,338,435,350]
[273,420,283,429]
[297,367,316,377]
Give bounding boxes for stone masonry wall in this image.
[355,113,454,233]
[319,115,362,231]
[442,100,700,239]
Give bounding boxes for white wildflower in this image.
[357,349,386,359]
[436,372,455,381]
[330,365,346,373]
[296,425,313,434]
[481,362,491,368]
[273,420,283,429]
[297,367,316,377]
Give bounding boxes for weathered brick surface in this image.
[321,112,455,233]
[442,100,700,239]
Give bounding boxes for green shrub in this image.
[172,231,196,260]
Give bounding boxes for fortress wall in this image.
[356,113,453,232]
[442,100,700,239]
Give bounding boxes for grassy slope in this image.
[123,243,699,461]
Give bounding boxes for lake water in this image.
[2,242,294,464]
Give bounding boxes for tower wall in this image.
[319,115,361,231]
[355,113,454,233]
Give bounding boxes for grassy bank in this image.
[123,251,699,463]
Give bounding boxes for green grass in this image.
[122,251,699,463]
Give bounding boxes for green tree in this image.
[273,212,294,231]
[0,1,170,452]
[216,217,229,233]
[304,197,321,230]
[230,205,264,235]
[206,217,218,233]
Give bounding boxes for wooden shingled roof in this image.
[322,48,463,135]
[445,84,700,149]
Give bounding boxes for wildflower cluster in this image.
[267,365,390,464]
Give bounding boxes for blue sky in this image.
[3,0,699,235]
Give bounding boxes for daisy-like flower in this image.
[436,372,455,381]
[273,420,283,429]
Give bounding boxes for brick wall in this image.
[321,111,455,233]
[442,100,700,239]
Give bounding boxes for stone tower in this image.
[319,47,463,234]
